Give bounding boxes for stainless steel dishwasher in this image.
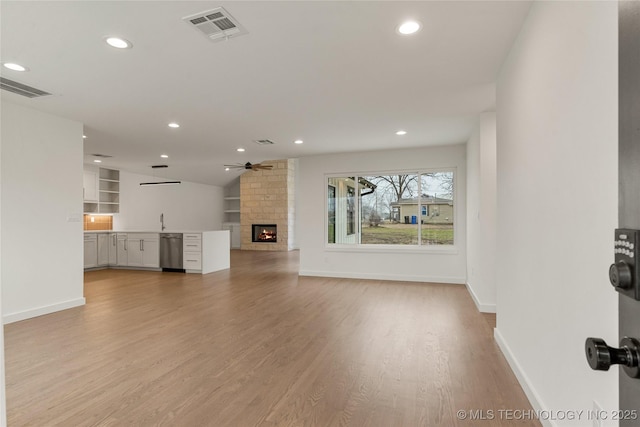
[160,233,183,271]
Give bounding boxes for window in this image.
[326,170,454,246]
[327,185,336,243]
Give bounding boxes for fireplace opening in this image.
[252,224,277,243]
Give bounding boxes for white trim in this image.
[299,270,465,284]
[325,245,458,255]
[3,297,86,324]
[466,282,496,313]
[494,328,553,427]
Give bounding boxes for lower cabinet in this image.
[84,234,97,268]
[127,233,159,268]
[116,233,128,266]
[97,233,110,267]
[108,233,117,265]
[183,233,202,271]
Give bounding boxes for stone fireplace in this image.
[240,159,295,251]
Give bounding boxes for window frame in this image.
[324,168,457,253]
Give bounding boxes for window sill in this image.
[325,244,459,255]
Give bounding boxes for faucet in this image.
[161,213,166,231]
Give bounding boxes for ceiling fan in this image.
[224,161,273,171]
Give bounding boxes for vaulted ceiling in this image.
[1,1,531,187]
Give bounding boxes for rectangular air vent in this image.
[183,7,248,43]
[0,77,51,98]
[253,139,276,145]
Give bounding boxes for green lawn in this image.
[361,224,453,245]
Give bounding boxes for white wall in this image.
[1,100,85,324]
[496,2,618,426]
[113,170,224,231]
[466,112,497,312]
[0,100,7,425]
[298,144,466,283]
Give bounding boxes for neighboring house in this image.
[391,195,453,224]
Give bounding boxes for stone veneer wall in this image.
[240,159,295,251]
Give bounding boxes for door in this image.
[619,1,640,421]
[585,4,640,420]
[97,233,109,266]
[141,238,159,268]
[116,234,128,267]
[108,233,117,265]
[127,237,143,267]
[83,236,97,268]
[83,170,98,202]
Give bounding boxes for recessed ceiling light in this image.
[395,130,407,136]
[93,159,102,163]
[2,62,28,72]
[397,21,421,35]
[160,154,169,158]
[168,122,180,128]
[105,37,133,49]
[294,139,304,144]
[237,148,245,152]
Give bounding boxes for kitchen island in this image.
[84,230,230,274]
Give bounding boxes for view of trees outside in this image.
[360,172,454,245]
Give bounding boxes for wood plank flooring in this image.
[4,250,539,426]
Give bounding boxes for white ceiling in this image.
[0,1,531,187]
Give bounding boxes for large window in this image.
[326,170,454,246]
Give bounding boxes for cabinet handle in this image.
[140,240,143,251]
[124,240,127,251]
[113,235,116,246]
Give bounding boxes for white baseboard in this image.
[466,282,497,313]
[494,328,554,427]
[298,270,465,284]
[3,297,86,324]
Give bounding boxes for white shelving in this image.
[84,167,120,214]
[223,196,240,222]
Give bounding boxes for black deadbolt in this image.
[609,261,633,289]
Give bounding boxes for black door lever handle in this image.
[585,337,640,378]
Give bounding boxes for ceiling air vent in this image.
[0,77,51,98]
[253,139,276,146]
[183,7,248,43]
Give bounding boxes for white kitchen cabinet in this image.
[108,233,117,265]
[116,233,128,266]
[84,234,97,268]
[183,233,202,271]
[97,233,110,266]
[142,238,159,268]
[127,233,159,268]
[83,171,98,202]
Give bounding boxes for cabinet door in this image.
[127,238,143,267]
[83,171,98,202]
[231,225,241,249]
[108,233,117,265]
[116,235,128,266]
[141,239,159,268]
[84,238,97,268]
[97,234,109,266]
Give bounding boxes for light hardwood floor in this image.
[5,250,539,426]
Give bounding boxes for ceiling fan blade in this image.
[252,164,273,170]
